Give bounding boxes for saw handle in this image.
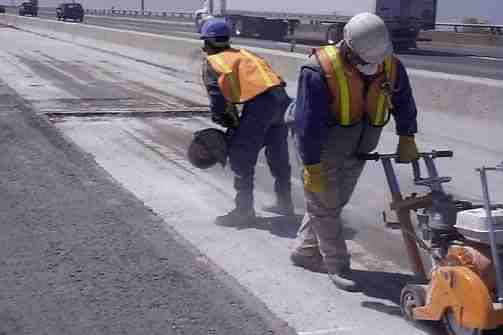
[433,150,454,158]
[357,150,453,161]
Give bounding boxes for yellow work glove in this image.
[303,164,327,193]
[397,135,419,163]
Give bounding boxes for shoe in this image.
[328,263,360,292]
[215,208,256,227]
[290,249,327,273]
[262,193,294,216]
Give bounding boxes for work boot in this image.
[327,263,360,292]
[215,208,256,227]
[262,193,294,216]
[290,248,327,273]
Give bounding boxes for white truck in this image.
[195,0,437,49]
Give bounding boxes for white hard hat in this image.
[343,12,393,64]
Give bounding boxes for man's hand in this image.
[212,112,238,128]
[396,135,419,163]
[303,164,327,193]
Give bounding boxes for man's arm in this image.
[295,66,330,165]
[390,59,418,136]
[202,60,227,116]
[391,58,419,162]
[203,60,238,128]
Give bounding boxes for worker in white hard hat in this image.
[290,12,419,291]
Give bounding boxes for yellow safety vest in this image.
[206,49,282,104]
[315,45,397,127]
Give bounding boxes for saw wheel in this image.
[400,284,427,321]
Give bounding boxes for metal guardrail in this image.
[436,22,503,35]
[26,7,503,36]
[85,8,196,20]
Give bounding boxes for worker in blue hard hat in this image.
[198,17,293,226]
[290,13,420,291]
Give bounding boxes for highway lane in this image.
[2,23,503,334]
[0,27,441,335]
[0,25,432,335]
[29,10,503,80]
[7,9,503,266]
[3,11,503,334]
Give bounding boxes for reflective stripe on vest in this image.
[207,49,281,104]
[373,58,395,126]
[324,46,351,125]
[316,46,397,127]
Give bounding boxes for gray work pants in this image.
[295,122,382,272]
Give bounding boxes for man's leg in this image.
[314,157,364,269]
[263,87,294,215]
[292,124,382,290]
[216,97,275,226]
[293,159,363,272]
[290,131,324,271]
[263,122,293,215]
[315,125,383,290]
[290,204,325,273]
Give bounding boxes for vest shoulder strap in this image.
[316,46,351,125]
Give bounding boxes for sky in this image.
[2,1,503,24]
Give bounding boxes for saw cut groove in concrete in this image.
[46,109,211,119]
[38,96,210,120]
[35,97,210,119]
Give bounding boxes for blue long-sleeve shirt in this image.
[295,57,418,165]
[202,59,227,116]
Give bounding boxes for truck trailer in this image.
[195,0,437,49]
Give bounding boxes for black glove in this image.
[212,112,238,128]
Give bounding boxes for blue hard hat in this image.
[200,18,231,39]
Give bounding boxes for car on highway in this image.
[56,2,84,22]
[18,2,38,16]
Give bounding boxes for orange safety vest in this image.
[315,45,398,127]
[206,48,282,104]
